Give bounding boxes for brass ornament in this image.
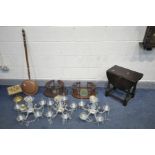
[7,85,22,96]
[13,95,23,104]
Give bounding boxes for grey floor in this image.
[0,85,155,129]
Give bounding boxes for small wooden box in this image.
[72,82,96,99]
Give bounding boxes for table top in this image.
[107,65,143,83]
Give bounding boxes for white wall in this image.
[0,26,155,82]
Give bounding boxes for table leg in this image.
[105,82,113,96]
[123,86,135,106]
[131,84,137,98]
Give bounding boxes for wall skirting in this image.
[0,79,155,89]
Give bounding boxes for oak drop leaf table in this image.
[105,65,143,106]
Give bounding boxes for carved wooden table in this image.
[105,65,143,106]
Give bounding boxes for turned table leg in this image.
[131,84,137,98]
[123,92,132,106]
[105,82,114,96]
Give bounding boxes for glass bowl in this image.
[16,114,26,122]
[89,95,98,104]
[34,110,43,118]
[61,112,70,120]
[54,95,63,103]
[96,114,104,123]
[39,98,46,106]
[78,100,86,108]
[70,102,77,109]
[103,104,110,112]
[79,112,89,121]
[47,99,54,107]
[19,104,28,112]
[13,96,23,104]
[14,104,21,111]
[24,96,34,103]
[45,110,54,118]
